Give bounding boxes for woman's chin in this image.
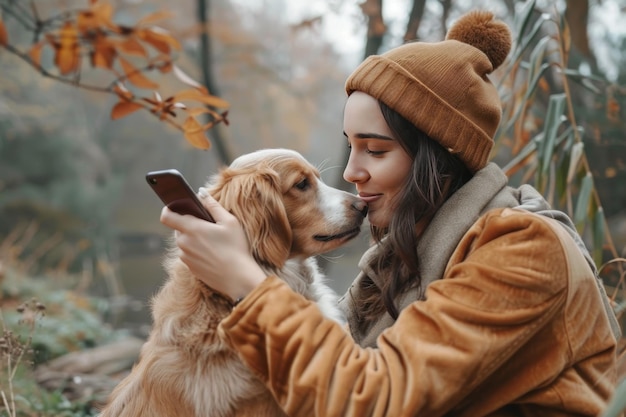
[367,211,389,229]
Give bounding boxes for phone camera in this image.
[149,178,158,185]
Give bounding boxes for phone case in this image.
[146,169,215,222]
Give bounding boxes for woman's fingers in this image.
[159,188,266,300]
[198,187,234,224]
[159,189,231,232]
[160,205,184,230]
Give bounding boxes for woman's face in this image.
[343,92,413,228]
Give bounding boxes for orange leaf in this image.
[91,33,117,69]
[92,1,114,25]
[77,11,98,35]
[173,88,206,100]
[157,60,173,73]
[174,88,229,108]
[55,22,81,75]
[137,10,174,26]
[137,27,181,54]
[116,37,148,57]
[118,56,159,89]
[29,41,46,66]
[186,107,213,117]
[183,116,211,149]
[111,100,144,120]
[0,16,8,46]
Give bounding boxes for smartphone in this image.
[146,169,215,222]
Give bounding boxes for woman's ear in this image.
[211,165,292,269]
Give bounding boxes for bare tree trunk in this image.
[361,0,386,59]
[564,0,599,74]
[197,0,232,165]
[403,0,427,42]
[439,0,452,37]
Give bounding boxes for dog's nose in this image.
[352,200,368,217]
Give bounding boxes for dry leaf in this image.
[157,60,173,73]
[77,1,121,35]
[174,88,229,108]
[538,78,550,93]
[137,10,174,26]
[186,107,213,117]
[111,100,144,120]
[29,41,46,67]
[118,56,159,89]
[183,116,211,149]
[197,94,229,108]
[0,16,8,46]
[137,27,181,54]
[116,38,147,57]
[77,11,99,35]
[91,1,117,32]
[142,92,178,119]
[91,33,117,69]
[54,22,81,75]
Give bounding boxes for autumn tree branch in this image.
[0,0,229,150]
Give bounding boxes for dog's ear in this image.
[211,165,292,269]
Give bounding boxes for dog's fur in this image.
[99,149,366,417]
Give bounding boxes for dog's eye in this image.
[294,178,310,190]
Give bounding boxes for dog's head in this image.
[207,149,367,270]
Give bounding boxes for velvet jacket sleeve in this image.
[217,209,614,417]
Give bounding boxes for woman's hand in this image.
[159,189,266,301]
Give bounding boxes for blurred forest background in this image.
[1,0,626,415]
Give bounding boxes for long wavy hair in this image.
[353,101,472,333]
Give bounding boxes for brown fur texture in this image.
[99,149,367,417]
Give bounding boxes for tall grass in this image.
[0,232,129,417]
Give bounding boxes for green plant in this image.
[496,0,624,268]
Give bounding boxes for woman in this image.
[160,10,619,416]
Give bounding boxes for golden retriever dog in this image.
[99,148,367,417]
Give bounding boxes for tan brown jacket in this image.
[220,164,618,417]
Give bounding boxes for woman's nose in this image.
[343,155,368,184]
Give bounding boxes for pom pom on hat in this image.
[446,10,512,70]
[345,10,513,172]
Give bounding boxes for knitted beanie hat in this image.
[345,11,512,172]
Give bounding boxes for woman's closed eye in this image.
[346,143,387,156]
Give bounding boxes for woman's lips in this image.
[358,193,382,204]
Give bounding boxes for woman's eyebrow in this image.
[342,131,394,140]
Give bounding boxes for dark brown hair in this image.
[354,101,472,333]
